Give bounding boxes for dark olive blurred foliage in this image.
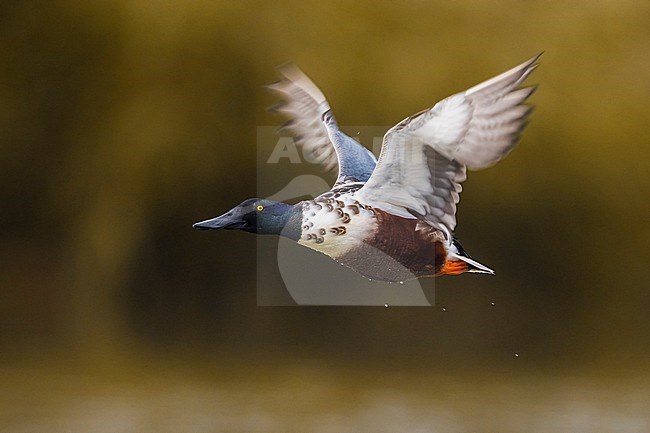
[1,0,648,374]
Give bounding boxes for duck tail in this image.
[445,238,495,275]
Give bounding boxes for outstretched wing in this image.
[355,54,541,240]
[268,64,377,185]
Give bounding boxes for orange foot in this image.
[440,260,469,276]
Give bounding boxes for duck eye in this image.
[256,205,264,212]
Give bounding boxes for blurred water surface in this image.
[1,358,649,433]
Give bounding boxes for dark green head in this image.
[193,198,301,239]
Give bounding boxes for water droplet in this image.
[490,302,496,306]
[514,352,519,357]
[368,278,372,281]
[399,281,404,285]
[442,307,447,312]
[384,303,389,308]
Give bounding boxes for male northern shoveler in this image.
[194,54,540,282]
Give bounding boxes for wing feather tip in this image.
[276,62,302,80]
[466,53,542,97]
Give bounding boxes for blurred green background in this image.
[1,0,648,431]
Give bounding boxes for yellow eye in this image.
[256,205,264,212]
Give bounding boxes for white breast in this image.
[297,194,376,259]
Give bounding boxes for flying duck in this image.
[194,54,540,282]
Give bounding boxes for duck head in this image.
[193,198,301,240]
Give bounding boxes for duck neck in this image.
[278,204,303,241]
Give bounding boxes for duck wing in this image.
[268,64,377,185]
[355,54,541,241]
